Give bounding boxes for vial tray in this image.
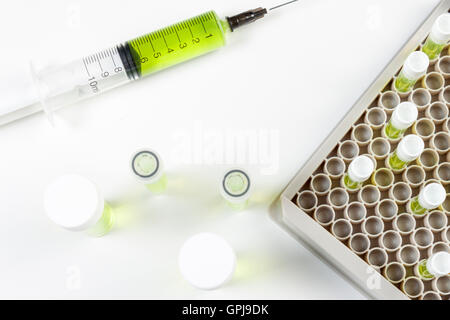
[272,0,450,300]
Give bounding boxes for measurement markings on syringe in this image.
[129,11,218,69]
[82,47,125,94]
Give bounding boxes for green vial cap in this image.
[131,150,163,182]
[221,169,251,204]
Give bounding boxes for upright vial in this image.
[342,155,375,191]
[409,183,446,216]
[395,51,429,93]
[221,169,251,210]
[44,174,114,237]
[384,102,418,139]
[415,251,450,280]
[388,135,424,170]
[131,149,167,193]
[422,13,450,60]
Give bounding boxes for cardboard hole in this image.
[399,245,419,265]
[370,138,390,157]
[415,119,435,137]
[438,56,450,73]
[360,186,380,204]
[432,133,450,151]
[363,216,383,236]
[385,263,405,282]
[428,102,448,121]
[346,203,366,222]
[425,72,444,90]
[350,234,370,253]
[297,191,317,210]
[368,248,387,267]
[421,292,441,300]
[445,227,450,242]
[443,87,450,103]
[437,163,450,182]
[413,228,433,247]
[374,169,394,187]
[442,194,450,212]
[326,157,345,176]
[315,206,334,225]
[329,189,348,207]
[405,166,425,184]
[378,199,397,219]
[381,91,400,110]
[353,124,373,143]
[430,242,450,255]
[382,231,402,250]
[403,277,423,297]
[311,174,331,193]
[367,108,386,126]
[427,211,447,230]
[435,276,450,295]
[420,149,439,167]
[395,214,416,233]
[332,219,352,239]
[392,183,411,201]
[411,89,431,107]
[339,141,359,160]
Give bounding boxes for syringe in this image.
[0,1,298,126]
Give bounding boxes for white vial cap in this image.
[44,174,104,231]
[178,233,236,290]
[426,252,450,277]
[390,102,418,130]
[402,51,429,80]
[396,134,424,162]
[430,13,450,44]
[131,149,164,183]
[418,183,446,210]
[348,155,375,183]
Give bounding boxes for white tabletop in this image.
[0,0,440,299]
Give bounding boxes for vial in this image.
[394,51,429,93]
[178,233,236,290]
[422,13,450,60]
[384,102,418,139]
[221,169,251,210]
[409,183,446,216]
[44,174,114,237]
[342,155,375,191]
[415,252,450,280]
[388,135,424,170]
[131,149,167,193]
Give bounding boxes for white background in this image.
[0,0,441,299]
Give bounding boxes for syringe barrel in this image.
[12,11,229,123]
[32,47,131,120]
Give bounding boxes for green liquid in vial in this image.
[395,72,416,93]
[422,38,446,60]
[410,196,427,216]
[227,199,249,211]
[388,151,408,170]
[343,174,361,190]
[146,174,168,194]
[127,11,230,78]
[417,259,434,280]
[223,170,250,210]
[87,203,115,237]
[384,121,406,140]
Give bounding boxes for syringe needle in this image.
[269,0,299,11]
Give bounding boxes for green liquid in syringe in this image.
[126,11,230,78]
